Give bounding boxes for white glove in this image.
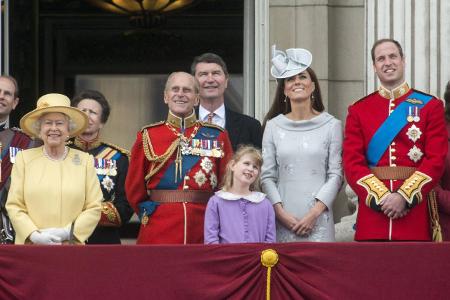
[40,227,70,241]
[29,231,62,245]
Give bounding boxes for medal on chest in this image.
[95,158,118,176]
[407,145,423,163]
[406,124,422,142]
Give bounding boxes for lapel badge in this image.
[73,154,81,165]
[407,145,423,163]
[200,132,215,139]
[406,124,422,142]
[406,98,423,105]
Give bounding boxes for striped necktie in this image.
[207,112,215,123]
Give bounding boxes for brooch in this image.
[407,145,423,163]
[72,154,81,165]
[406,124,422,142]
[200,157,213,174]
[194,170,207,187]
[101,175,115,192]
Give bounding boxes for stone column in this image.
[366,0,450,98]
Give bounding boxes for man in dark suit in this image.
[191,53,262,151]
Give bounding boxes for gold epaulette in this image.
[350,91,378,106]
[199,121,225,131]
[103,141,130,157]
[141,121,165,131]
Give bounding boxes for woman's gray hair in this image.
[33,112,77,136]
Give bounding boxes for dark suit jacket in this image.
[225,107,262,151]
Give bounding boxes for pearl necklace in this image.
[43,146,69,161]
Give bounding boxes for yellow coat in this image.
[6,147,102,244]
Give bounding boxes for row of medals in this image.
[95,158,118,176]
[179,138,224,158]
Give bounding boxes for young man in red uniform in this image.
[343,39,447,241]
[0,75,35,244]
[126,72,233,244]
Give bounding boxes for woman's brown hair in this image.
[262,67,324,130]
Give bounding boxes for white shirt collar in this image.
[199,104,226,127]
[0,116,10,129]
[215,190,266,203]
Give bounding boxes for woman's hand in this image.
[40,227,70,241]
[292,200,327,236]
[273,203,299,230]
[29,231,62,245]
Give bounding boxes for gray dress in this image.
[261,113,343,242]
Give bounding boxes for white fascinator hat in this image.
[270,45,312,79]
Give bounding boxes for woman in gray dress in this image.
[261,46,343,242]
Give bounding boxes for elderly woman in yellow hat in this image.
[6,93,102,244]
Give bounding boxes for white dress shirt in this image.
[199,104,226,129]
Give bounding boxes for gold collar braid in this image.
[74,135,102,151]
[378,82,410,99]
[166,110,197,129]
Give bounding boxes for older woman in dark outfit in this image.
[70,90,133,244]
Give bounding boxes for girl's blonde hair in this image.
[221,145,263,192]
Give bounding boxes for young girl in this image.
[204,146,276,244]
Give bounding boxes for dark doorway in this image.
[9,0,244,127]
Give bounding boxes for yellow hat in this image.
[20,93,88,138]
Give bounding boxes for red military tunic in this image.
[343,82,447,241]
[126,111,233,244]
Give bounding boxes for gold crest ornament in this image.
[101,175,115,192]
[408,145,423,163]
[200,157,213,174]
[194,170,207,187]
[406,124,422,142]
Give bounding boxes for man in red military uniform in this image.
[343,39,447,241]
[126,72,233,244]
[0,75,35,244]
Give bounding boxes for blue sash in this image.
[366,92,432,167]
[156,126,221,189]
